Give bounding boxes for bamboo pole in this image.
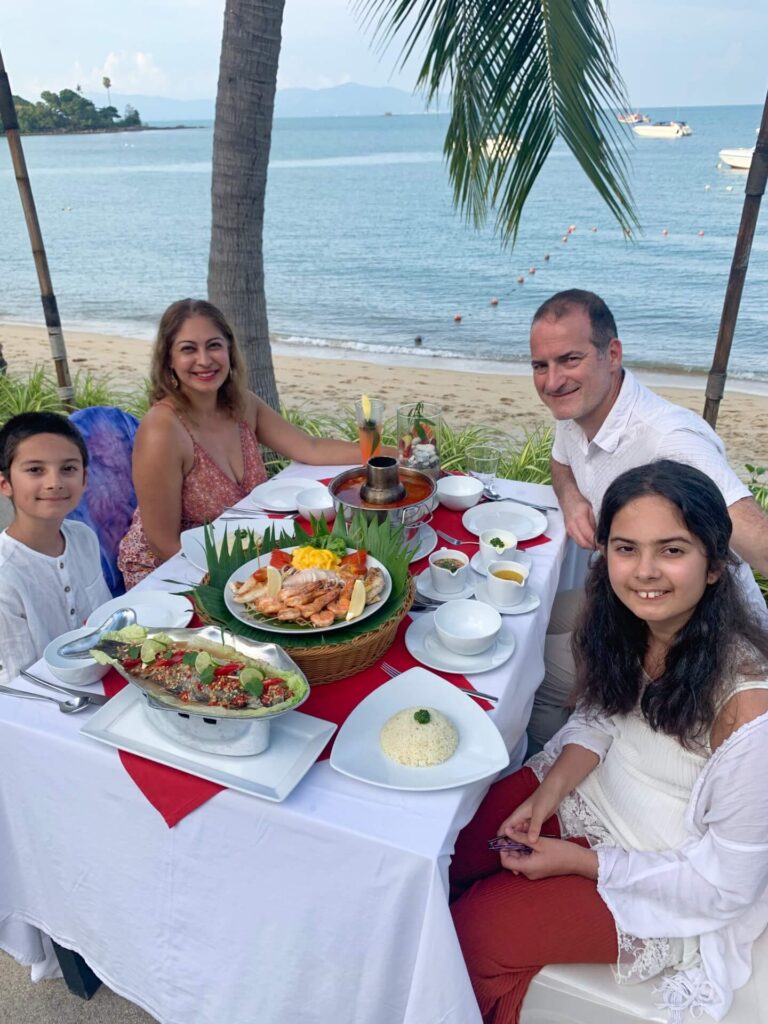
[0,50,74,406]
[703,92,768,428]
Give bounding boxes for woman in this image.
[118,299,361,587]
[450,460,768,1023]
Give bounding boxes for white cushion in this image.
[521,927,768,1024]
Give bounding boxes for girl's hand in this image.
[499,786,560,844]
[500,831,598,881]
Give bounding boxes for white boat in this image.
[633,121,692,139]
[483,134,519,158]
[617,112,650,125]
[718,146,754,170]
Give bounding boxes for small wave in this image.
[270,151,441,169]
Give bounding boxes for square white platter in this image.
[81,686,336,802]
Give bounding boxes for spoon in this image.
[0,684,91,714]
[57,608,137,659]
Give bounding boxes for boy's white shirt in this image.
[0,520,111,685]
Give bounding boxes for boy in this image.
[0,411,111,685]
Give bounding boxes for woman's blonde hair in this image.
[149,298,248,417]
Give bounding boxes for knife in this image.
[20,669,110,706]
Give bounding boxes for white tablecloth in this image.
[0,467,568,1024]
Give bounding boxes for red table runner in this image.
[103,494,547,826]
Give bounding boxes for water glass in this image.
[354,397,384,464]
[465,445,502,491]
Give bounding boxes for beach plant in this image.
[0,367,61,420]
[746,464,768,604]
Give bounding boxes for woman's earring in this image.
[228,367,233,381]
[171,369,180,390]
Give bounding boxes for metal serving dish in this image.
[329,462,436,542]
[109,626,310,757]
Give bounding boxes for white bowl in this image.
[296,486,335,522]
[433,599,502,655]
[435,475,484,511]
[44,626,110,685]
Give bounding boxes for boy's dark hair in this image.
[531,289,618,352]
[0,412,89,477]
[573,459,768,746]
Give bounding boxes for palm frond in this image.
[355,0,638,240]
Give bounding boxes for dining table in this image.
[0,463,571,1024]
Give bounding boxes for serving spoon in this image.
[0,684,90,714]
[57,608,137,659]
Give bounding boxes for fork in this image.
[434,529,479,547]
[380,662,498,703]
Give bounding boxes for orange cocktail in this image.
[354,396,384,463]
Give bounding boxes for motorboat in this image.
[718,147,754,170]
[633,121,692,139]
[617,112,650,125]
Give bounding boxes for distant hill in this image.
[85,83,446,123]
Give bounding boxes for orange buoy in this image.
[567,224,576,233]
[490,297,499,306]
[453,313,462,322]
[516,276,525,284]
[698,230,705,236]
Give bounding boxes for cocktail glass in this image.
[465,444,502,492]
[396,402,442,481]
[354,397,384,464]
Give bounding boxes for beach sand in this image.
[1,321,766,476]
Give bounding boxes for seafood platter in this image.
[225,544,392,634]
[90,624,309,755]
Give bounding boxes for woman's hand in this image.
[500,832,598,881]
[499,785,560,844]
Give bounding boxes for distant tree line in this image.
[4,89,141,134]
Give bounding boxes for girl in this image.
[450,459,768,1023]
[118,299,362,587]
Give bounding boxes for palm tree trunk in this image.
[703,91,768,428]
[0,49,74,406]
[208,0,284,410]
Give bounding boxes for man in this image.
[528,289,768,749]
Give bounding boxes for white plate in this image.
[86,593,194,630]
[224,549,392,634]
[473,579,541,615]
[404,612,516,674]
[247,477,319,512]
[81,686,336,802]
[469,549,532,578]
[408,523,438,564]
[462,501,547,542]
[415,571,476,603]
[180,518,274,571]
[330,667,508,791]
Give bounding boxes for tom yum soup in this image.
[433,557,465,574]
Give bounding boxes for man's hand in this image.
[550,459,596,549]
[562,495,597,550]
[500,832,598,880]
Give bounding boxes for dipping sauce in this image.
[491,569,525,583]
[433,557,465,574]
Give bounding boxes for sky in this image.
[1,0,766,107]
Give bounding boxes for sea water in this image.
[0,105,765,380]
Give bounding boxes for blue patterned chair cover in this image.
[67,406,139,596]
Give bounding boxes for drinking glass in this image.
[396,402,442,481]
[465,444,502,491]
[354,397,384,464]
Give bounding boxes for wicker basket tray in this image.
[280,576,415,686]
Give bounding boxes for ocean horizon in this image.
[1,104,765,381]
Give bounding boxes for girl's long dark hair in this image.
[573,460,768,745]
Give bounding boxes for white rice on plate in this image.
[380,706,458,767]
